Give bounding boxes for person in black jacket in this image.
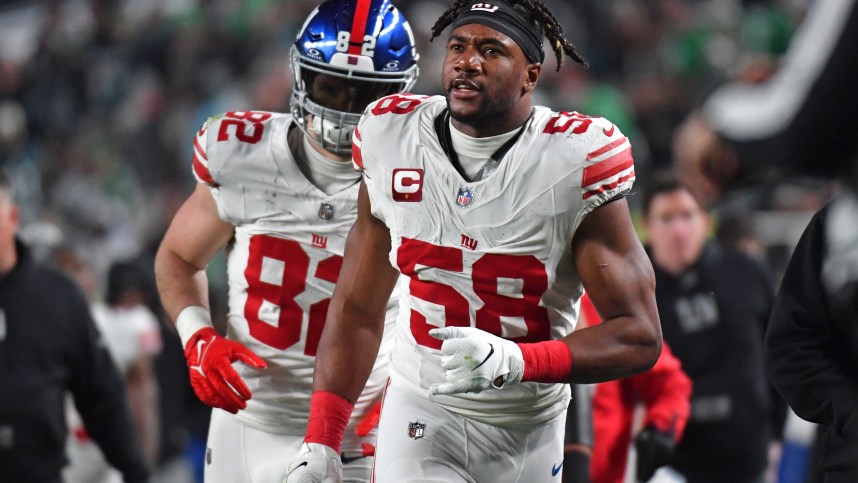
[669,0,858,478]
[0,170,150,483]
[641,174,785,483]
[765,193,858,482]
[667,0,858,479]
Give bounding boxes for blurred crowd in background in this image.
[0,0,836,481]
[0,0,831,274]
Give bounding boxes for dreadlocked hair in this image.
[429,0,589,71]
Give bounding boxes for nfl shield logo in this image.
[456,188,474,208]
[408,421,425,439]
[206,447,212,465]
[319,202,335,220]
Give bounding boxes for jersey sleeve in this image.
[579,118,635,212]
[192,119,217,186]
[352,121,365,172]
[353,96,396,178]
[189,116,234,223]
[352,105,392,226]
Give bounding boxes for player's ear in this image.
[523,63,541,94]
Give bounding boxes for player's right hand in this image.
[184,327,266,414]
[283,443,343,483]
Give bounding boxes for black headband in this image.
[450,1,544,64]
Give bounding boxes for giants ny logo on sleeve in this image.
[392,169,423,202]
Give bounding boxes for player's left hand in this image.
[429,327,524,395]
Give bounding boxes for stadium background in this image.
[0,0,827,481]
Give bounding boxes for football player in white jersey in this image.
[64,261,163,483]
[284,1,662,482]
[153,1,419,482]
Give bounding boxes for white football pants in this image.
[204,408,374,483]
[373,382,567,483]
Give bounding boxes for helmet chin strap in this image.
[310,115,354,154]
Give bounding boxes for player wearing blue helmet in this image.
[284,0,661,482]
[154,2,418,482]
[291,0,418,155]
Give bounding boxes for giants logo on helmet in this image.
[392,169,423,202]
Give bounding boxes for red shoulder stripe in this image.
[586,136,627,160]
[583,171,635,200]
[582,147,633,187]
[352,125,364,170]
[193,153,215,185]
[194,137,208,160]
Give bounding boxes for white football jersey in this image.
[64,303,162,483]
[354,95,635,428]
[91,304,162,374]
[192,111,396,435]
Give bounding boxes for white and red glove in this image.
[178,306,266,413]
[429,326,524,395]
[429,326,573,396]
[282,442,343,483]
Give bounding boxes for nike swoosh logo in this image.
[472,344,494,371]
[341,454,367,464]
[603,124,615,136]
[288,461,308,474]
[193,339,209,370]
[552,461,563,476]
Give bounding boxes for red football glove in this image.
[184,327,267,413]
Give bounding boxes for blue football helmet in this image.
[291,0,419,155]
